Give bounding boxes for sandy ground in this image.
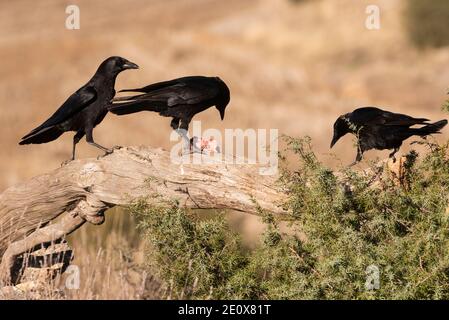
[1,0,449,190]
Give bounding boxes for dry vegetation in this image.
[65,210,160,300]
[1,0,449,299]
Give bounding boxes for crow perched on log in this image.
[19,56,139,161]
[108,76,230,150]
[330,106,448,165]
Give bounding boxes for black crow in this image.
[330,106,447,165]
[19,56,139,161]
[108,76,230,150]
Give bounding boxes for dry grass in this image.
[64,208,154,299]
[0,209,162,300]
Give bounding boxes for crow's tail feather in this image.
[21,123,48,140]
[415,119,448,136]
[112,93,147,102]
[19,126,64,145]
[118,88,145,93]
[108,101,161,115]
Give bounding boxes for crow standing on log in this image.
[330,106,448,165]
[19,56,139,161]
[108,76,230,150]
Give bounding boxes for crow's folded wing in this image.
[351,107,429,127]
[22,86,97,139]
[114,77,220,107]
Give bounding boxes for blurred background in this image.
[1,0,449,298]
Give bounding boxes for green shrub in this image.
[129,201,248,299]
[130,135,449,299]
[404,0,449,49]
[282,136,449,299]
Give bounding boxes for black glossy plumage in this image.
[330,106,447,165]
[19,56,139,161]
[108,76,230,143]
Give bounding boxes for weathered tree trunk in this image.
[0,146,287,285]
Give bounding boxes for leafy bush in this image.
[404,0,449,49]
[281,136,449,299]
[129,201,247,299]
[130,135,449,299]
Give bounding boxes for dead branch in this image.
[0,146,286,285]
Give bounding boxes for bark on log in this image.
[0,146,287,285]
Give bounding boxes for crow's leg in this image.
[176,119,198,154]
[180,118,202,154]
[349,148,363,167]
[388,147,399,163]
[72,131,85,160]
[170,117,187,149]
[170,117,180,130]
[85,127,112,156]
[61,131,85,166]
[175,129,190,154]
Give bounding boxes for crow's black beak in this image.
[330,135,338,148]
[219,108,225,121]
[123,61,139,70]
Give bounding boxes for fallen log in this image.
[0,146,287,285]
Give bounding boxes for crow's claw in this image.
[191,145,203,154]
[61,159,73,167]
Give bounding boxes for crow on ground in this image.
[108,76,230,150]
[19,56,139,161]
[330,106,447,165]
